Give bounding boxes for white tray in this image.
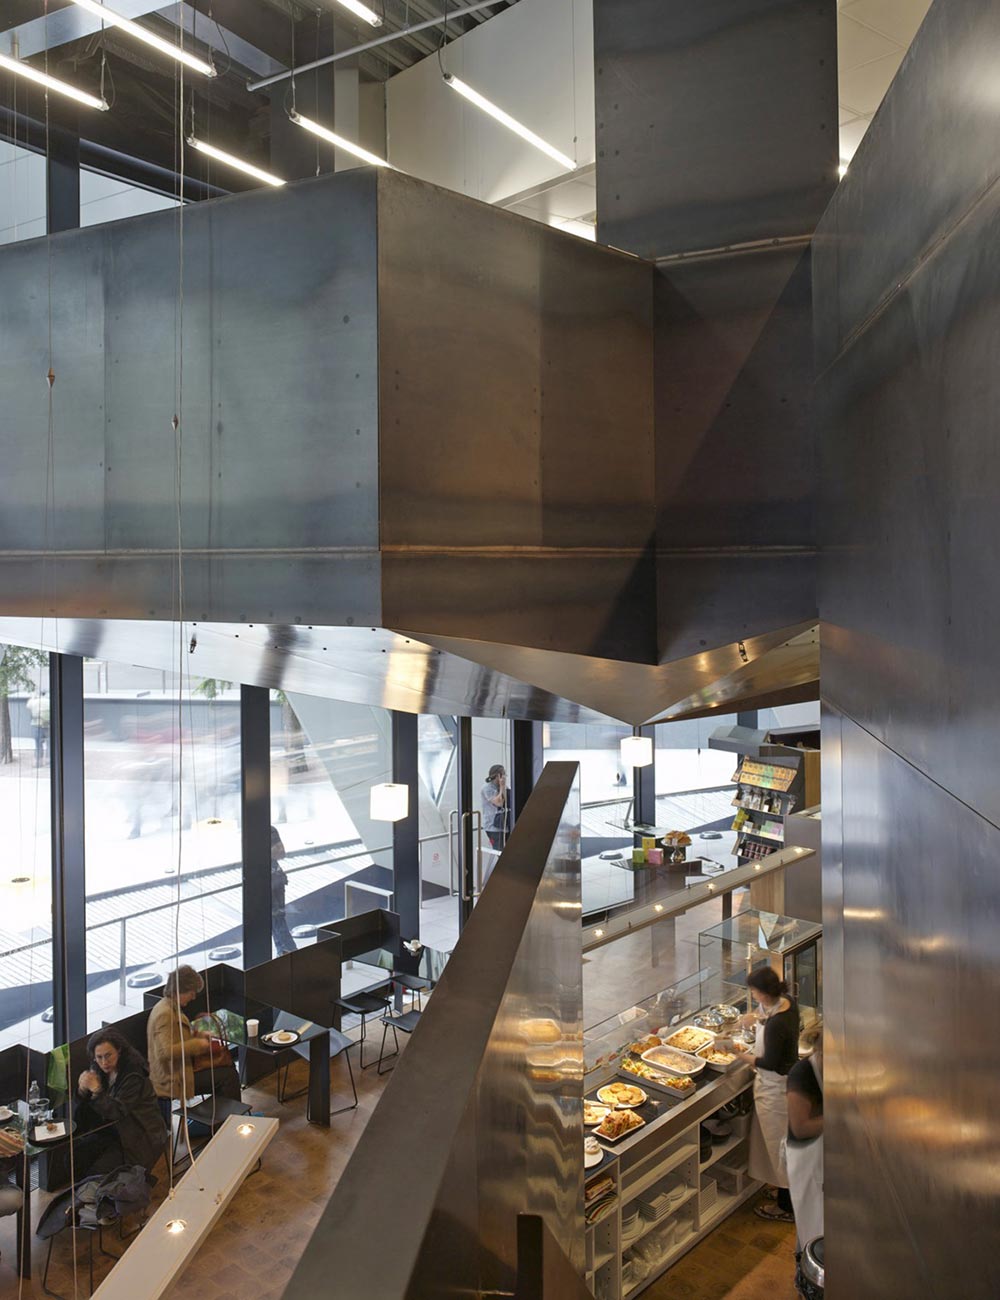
[617,1063,698,1100]
[640,1045,707,1077]
[696,1044,741,1073]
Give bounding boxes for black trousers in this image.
[192,1064,242,1101]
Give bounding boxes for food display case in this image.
[582,971,760,1298]
[584,969,716,1087]
[697,908,823,1027]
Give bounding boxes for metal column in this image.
[50,653,86,1045]
[391,711,419,942]
[512,719,543,826]
[240,686,272,967]
[458,716,474,930]
[633,725,656,829]
[46,116,80,234]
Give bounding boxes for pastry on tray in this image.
[595,1108,644,1140]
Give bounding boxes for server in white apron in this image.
[734,965,800,1223]
[786,1030,824,1250]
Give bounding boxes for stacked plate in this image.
[700,1174,718,1212]
[638,1180,687,1222]
[621,1203,642,1243]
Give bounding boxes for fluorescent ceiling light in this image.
[69,0,215,77]
[443,73,575,172]
[187,136,285,187]
[290,111,393,168]
[0,50,108,110]
[331,0,383,26]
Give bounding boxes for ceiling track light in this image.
[187,136,285,187]
[289,110,393,168]
[0,50,108,110]
[70,0,215,76]
[442,72,576,172]
[331,0,383,27]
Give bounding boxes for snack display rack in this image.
[730,752,805,864]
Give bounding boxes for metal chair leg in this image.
[41,1236,64,1300]
[377,1021,399,1076]
[330,1045,359,1116]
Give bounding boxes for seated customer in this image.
[76,1027,167,1175]
[147,966,242,1104]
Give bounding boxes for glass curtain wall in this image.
[542,722,634,918]
[269,693,393,956]
[653,714,740,870]
[416,716,458,950]
[83,663,243,1029]
[0,646,53,1051]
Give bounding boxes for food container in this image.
[662,1025,716,1054]
[632,848,646,865]
[696,1043,741,1074]
[646,847,663,865]
[640,1045,706,1077]
[693,1012,725,1032]
[713,1004,742,1025]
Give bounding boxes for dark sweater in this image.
[786,1055,823,1145]
[754,998,799,1075]
[76,1052,167,1173]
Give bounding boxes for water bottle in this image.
[27,1080,40,1116]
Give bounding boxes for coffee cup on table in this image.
[246,1019,260,1039]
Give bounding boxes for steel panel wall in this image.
[594,0,837,259]
[376,170,657,665]
[0,171,381,625]
[817,0,1000,1294]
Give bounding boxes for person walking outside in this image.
[270,826,297,955]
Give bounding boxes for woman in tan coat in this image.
[147,966,241,1102]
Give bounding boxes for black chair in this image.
[377,1010,422,1075]
[335,990,392,1069]
[391,972,431,1014]
[277,1030,358,1121]
[172,1095,252,1165]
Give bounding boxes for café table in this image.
[2,1099,109,1280]
[195,1003,334,1128]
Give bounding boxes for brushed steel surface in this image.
[0,614,817,726]
[0,169,381,621]
[0,617,616,725]
[817,3,1000,1292]
[376,169,657,666]
[594,0,838,259]
[823,712,1000,1298]
[285,762,584,1300]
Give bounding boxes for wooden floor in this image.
[644,1198,798,1300]
[0,1047,391,1300]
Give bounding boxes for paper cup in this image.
[246,1019,260,1038]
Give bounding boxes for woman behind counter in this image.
[76,1027,167,1175]
[147,966,242,1105]
[733,965,800,1223]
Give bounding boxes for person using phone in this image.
[480,765,508,851]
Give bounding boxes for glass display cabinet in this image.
[697,909,822,1026]
[584,967,717,1087]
